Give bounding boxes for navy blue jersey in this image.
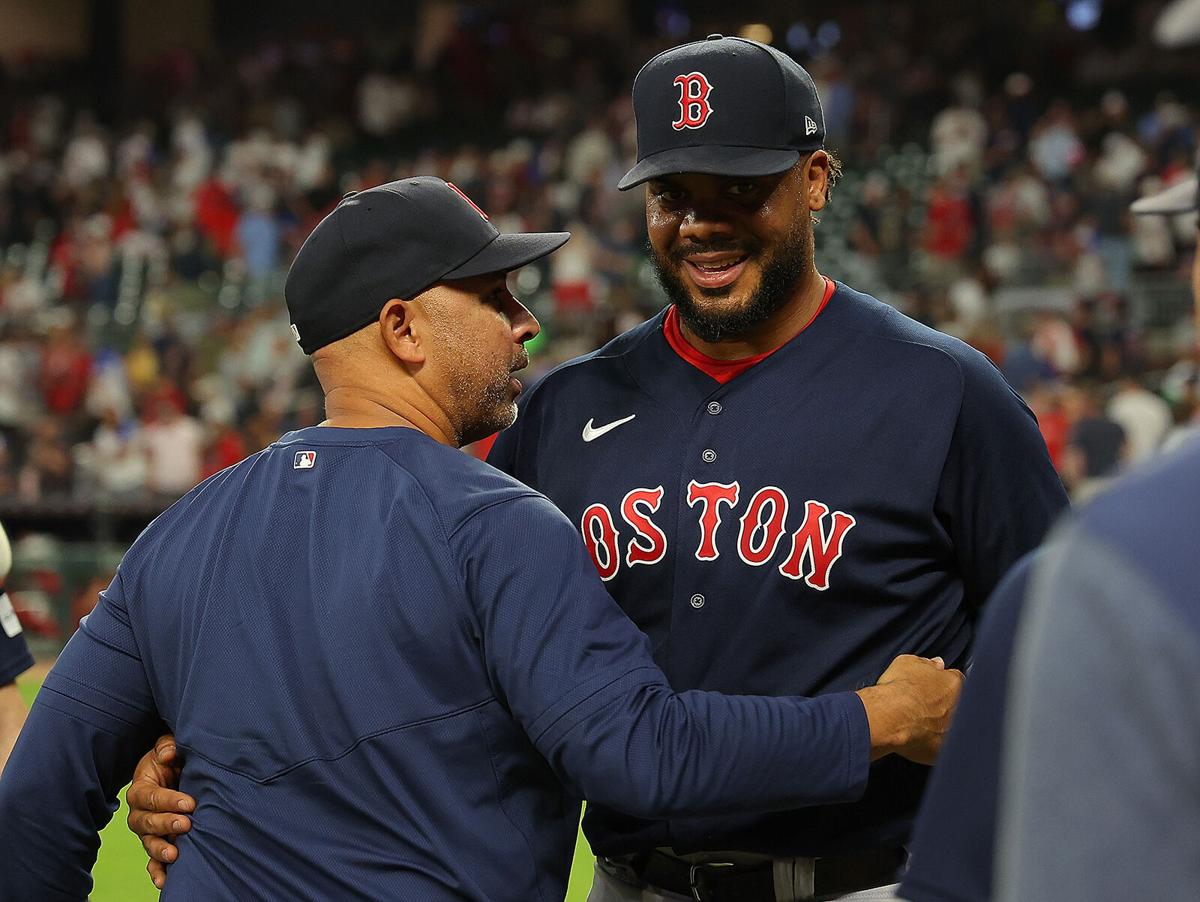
[899,551,1038,902]
[489,282,1068,856]
[0,586,34,685]
[0,426,871,902]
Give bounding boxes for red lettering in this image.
[686,481,740,561]
[737,486,789,566]
[622,486,667,568]
[778,500,857,590]
[672,72,714,130]
[581,503,621,581]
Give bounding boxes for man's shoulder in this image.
[522,311,666,403]
[829,282,1007,391]
[1071,438,1200,616]
[363,432,550,535]
[140,430,546,552]
[1078,439,1200,548]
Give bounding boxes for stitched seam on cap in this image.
[333,199,383,343]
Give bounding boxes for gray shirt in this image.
[998,440,1200,901]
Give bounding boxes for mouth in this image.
[509,356,528,394]
[681,252,751,290]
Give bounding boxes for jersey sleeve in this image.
[452,493,871,819]
[899,551,1037,902]
[0,569,163,900]
[935,352,1068,611]
[997,527,1200,902]
[0,586,35,685]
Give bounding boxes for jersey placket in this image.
[664,387,735,688]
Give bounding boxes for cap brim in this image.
[617,145,802,190]
[1131,177,1199,215]
[441,231,571,280]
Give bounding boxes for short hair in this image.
[824,149,843,205]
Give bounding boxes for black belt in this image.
[601,847,906,902]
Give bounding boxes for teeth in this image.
[691,256,747,272]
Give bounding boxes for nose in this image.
[676,201,738,245]
[507,296,540,344]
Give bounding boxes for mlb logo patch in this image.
[294,450,317,469]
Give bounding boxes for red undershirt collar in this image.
[663,276,836,384]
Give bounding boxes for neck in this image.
[678,269,828,360]
[320,387,459,446]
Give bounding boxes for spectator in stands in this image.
[39,322,92,418]
[1106,376,1173,463]
[1061,383,1127,501]
[17,419,73,501]
[82,407,147,498]
[141,401,203,496]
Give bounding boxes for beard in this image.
[650,218,812,344]
[441,346,526,446]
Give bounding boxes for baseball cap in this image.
[617,35,825,191]
[1130,168,1200,216]
[285,177,570,354]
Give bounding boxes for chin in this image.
[462,405,517,446]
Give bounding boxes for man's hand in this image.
[126,733,195,889]
[855,654,964,765]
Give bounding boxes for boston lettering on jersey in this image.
[581,481,855,590]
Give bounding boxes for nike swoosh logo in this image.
[582,414,637,442]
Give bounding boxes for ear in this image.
[378,298,425,366]
[804,151,830,212]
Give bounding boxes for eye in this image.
[650,183,685,204]
[725,181,758,197]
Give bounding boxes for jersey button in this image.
[690,594,705,608]
[707,401,722,415]
[701,448,717,463]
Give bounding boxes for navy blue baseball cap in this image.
[285,177,569,354]
[618,35,826,190]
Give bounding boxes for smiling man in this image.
[487,36,1068,902]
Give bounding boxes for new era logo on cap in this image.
[294,450,317,469]
[805,115,818,136]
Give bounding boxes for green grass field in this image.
[17,670,596,901]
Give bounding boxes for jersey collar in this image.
[663,276,836,384]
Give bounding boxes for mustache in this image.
[668,240,759,262]
[511,350,529,372]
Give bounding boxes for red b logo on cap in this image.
[672,72,714,130]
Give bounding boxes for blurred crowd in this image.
[0,2,1198,521]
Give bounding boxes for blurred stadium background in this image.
[2,0,1198,898]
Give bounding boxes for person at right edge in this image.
[899,154,1200,901]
